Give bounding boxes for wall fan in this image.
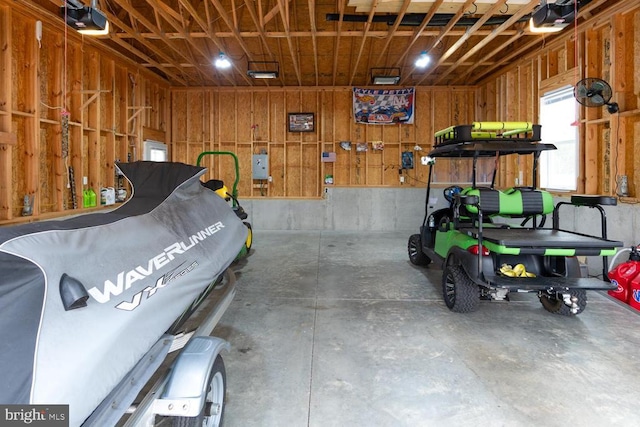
[574,78,619,114]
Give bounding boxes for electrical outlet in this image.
[268,176,273,182]
[400,176,405,183]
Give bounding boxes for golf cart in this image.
[408,122,622,316]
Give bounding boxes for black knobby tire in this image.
[408,234,430,266]
[172,355,226,427]
[539,289,587,316]
[442,265,479,313]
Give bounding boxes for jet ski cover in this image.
[0,161,247,425]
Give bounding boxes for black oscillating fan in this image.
[574,78,619,114]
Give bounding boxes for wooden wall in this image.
[476,1,640,197]
[0,2,170,224]
[170,87,478,198]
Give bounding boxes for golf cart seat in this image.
[462,187,554,217]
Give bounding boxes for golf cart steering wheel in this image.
[443,186,463,205]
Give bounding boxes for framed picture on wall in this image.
[288,113,315,132]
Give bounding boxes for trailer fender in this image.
[153,336,230,417]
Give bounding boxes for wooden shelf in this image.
[12,110,35,118]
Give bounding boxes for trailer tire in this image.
[442,265,479,313]
[408,234,430,266]
[172,355,226,427]
[539,289,587,316]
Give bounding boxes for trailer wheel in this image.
[442,265,479,313]
[539,289,587,316]
[408,234,430,266]
[172,355,226,427]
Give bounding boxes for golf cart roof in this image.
[428,122,556,158]
[428,140,557,158]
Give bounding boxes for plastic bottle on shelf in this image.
[83,189,91,208]
[88,188,97,207]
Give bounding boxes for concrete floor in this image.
[212,231,640,427]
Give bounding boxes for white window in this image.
[143,140,168,162]
[539,86,578,191]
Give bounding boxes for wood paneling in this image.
[0,5,169,224]
[170,87,478,198]
[477,2,640,197]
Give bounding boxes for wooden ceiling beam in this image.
[400,0,475,85]
[331,0,348,86]
[143,0,239,86]
[107,30,189,85]
[307,0,319,86]
[264,0,292,26]
[450,30,524,85]
[435,0,539,85]
[243,0,275,59]
[208,0,257,62]
[373,0,412,66]
[391,0,444,68]
[177,0,254,85]
[276,0,302,85]
[115,29,521,39]
[109,0,212,84]
[416,0,509,84]
[348,0,379,85]
[56,0,193,85]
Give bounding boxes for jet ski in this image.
[0,161,248,426]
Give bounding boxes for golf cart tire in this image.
[172,355,226,427]
[539,289,587,316]
[442,265,479,313]
[408,234,431,266]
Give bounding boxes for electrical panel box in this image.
[252,154,269,180]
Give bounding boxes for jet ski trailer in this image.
[86,269,237,427]
[0,161,248,426]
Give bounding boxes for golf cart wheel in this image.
[408,234,431,266]
[539,289,587,316]
[442,265,479,313]
[243,221,253,252]
[172,355,226,427]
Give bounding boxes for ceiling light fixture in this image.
[370,67,401,85]
[247,61,279,79]
[215,52,232,69]
[78,20,109,36]
[529,17,564,33]
[415,51,430,68]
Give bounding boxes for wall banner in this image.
[352,87,415,125]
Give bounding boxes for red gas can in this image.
[608,260,640,303]
[629,275,640,311]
